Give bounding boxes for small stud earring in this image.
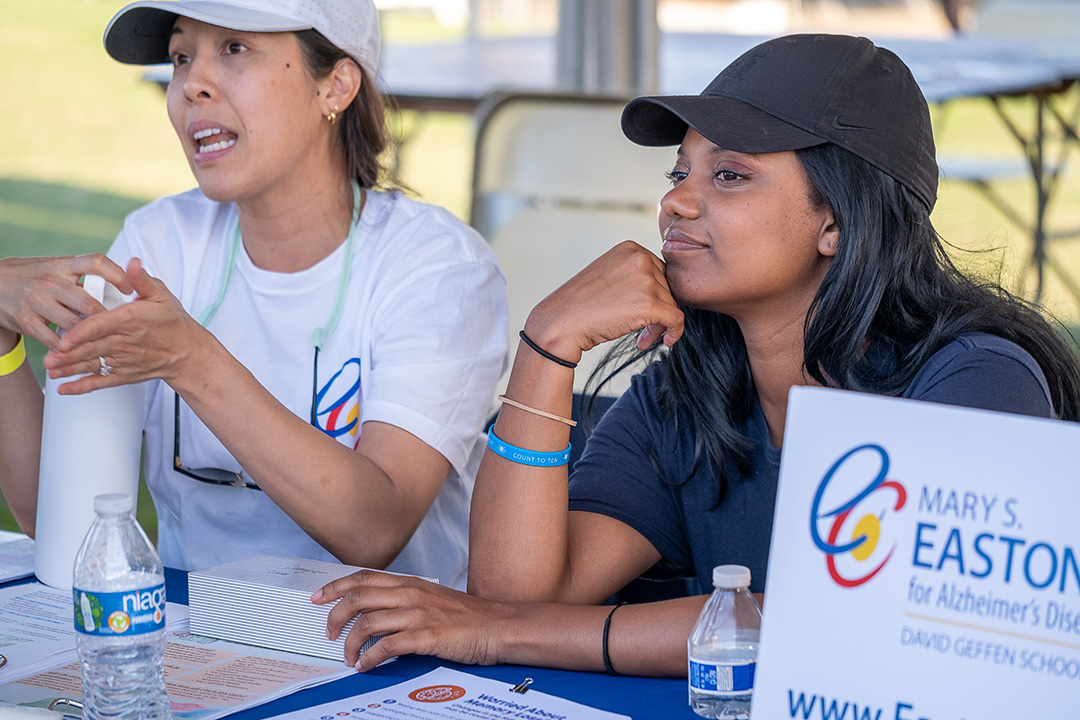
[326,106,340,125]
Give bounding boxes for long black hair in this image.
[585,143,1080,502]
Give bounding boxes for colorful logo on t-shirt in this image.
[314,358,361,440]
[810,444,908,588]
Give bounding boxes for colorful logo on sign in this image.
[408,685,466,703]
[810,444,907,588]
[315,358,361,440]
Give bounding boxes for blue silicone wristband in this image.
[487,429,571,467]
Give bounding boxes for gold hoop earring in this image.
[326,106,340,125]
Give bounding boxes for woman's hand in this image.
[524,241,684,363]
[42,258,204,394]
[312,570,510,671]
[0,254,132,350]
[314,570,709,677]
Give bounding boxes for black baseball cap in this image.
[621,34,938,212]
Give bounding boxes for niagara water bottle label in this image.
[689,658,756,696]
[72,584,166,636]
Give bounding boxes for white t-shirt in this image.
[108,188,508,589]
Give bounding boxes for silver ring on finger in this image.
[98,356,113,376]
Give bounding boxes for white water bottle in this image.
[688,565,762,719]
[35,274,146,589]
[73,493,170,720]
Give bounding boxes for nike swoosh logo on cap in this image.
[832,116,874,131]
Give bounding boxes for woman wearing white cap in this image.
[310,34,1080,675]
[0,0,507,590]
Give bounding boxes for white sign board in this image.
[753,387,1080,719]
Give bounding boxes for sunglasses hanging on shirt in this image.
[172,182,361,490]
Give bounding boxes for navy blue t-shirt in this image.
[567,333,1053,595]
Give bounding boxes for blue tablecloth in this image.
[164,569,696,720]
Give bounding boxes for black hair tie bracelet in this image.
[519,330,578,369]
[602,602,626,675]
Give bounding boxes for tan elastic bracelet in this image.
[498,394,577,427]
[0,335,26,377]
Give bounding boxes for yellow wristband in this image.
[0,335,26,377]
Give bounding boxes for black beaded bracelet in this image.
[602,602,627,676]
[519,330,578,369]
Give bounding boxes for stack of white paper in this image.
[189,554,412,661]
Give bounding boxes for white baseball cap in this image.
[104,0,380,77]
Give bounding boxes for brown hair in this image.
[295,29,403,191]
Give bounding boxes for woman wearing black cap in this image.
[0,0,506,591]
[313,34,1080,674]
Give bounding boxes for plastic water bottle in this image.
[688,565,762,719]
[73,493,171,720]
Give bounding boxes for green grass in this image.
[2,2,1080,540]
[928,92,1080,322]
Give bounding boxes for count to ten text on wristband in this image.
[486,429,571,467]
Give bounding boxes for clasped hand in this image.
[0,253,203,394]
[523,241,684,361]
[0,253,131,351]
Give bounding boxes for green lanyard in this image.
[196,180,360,354]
